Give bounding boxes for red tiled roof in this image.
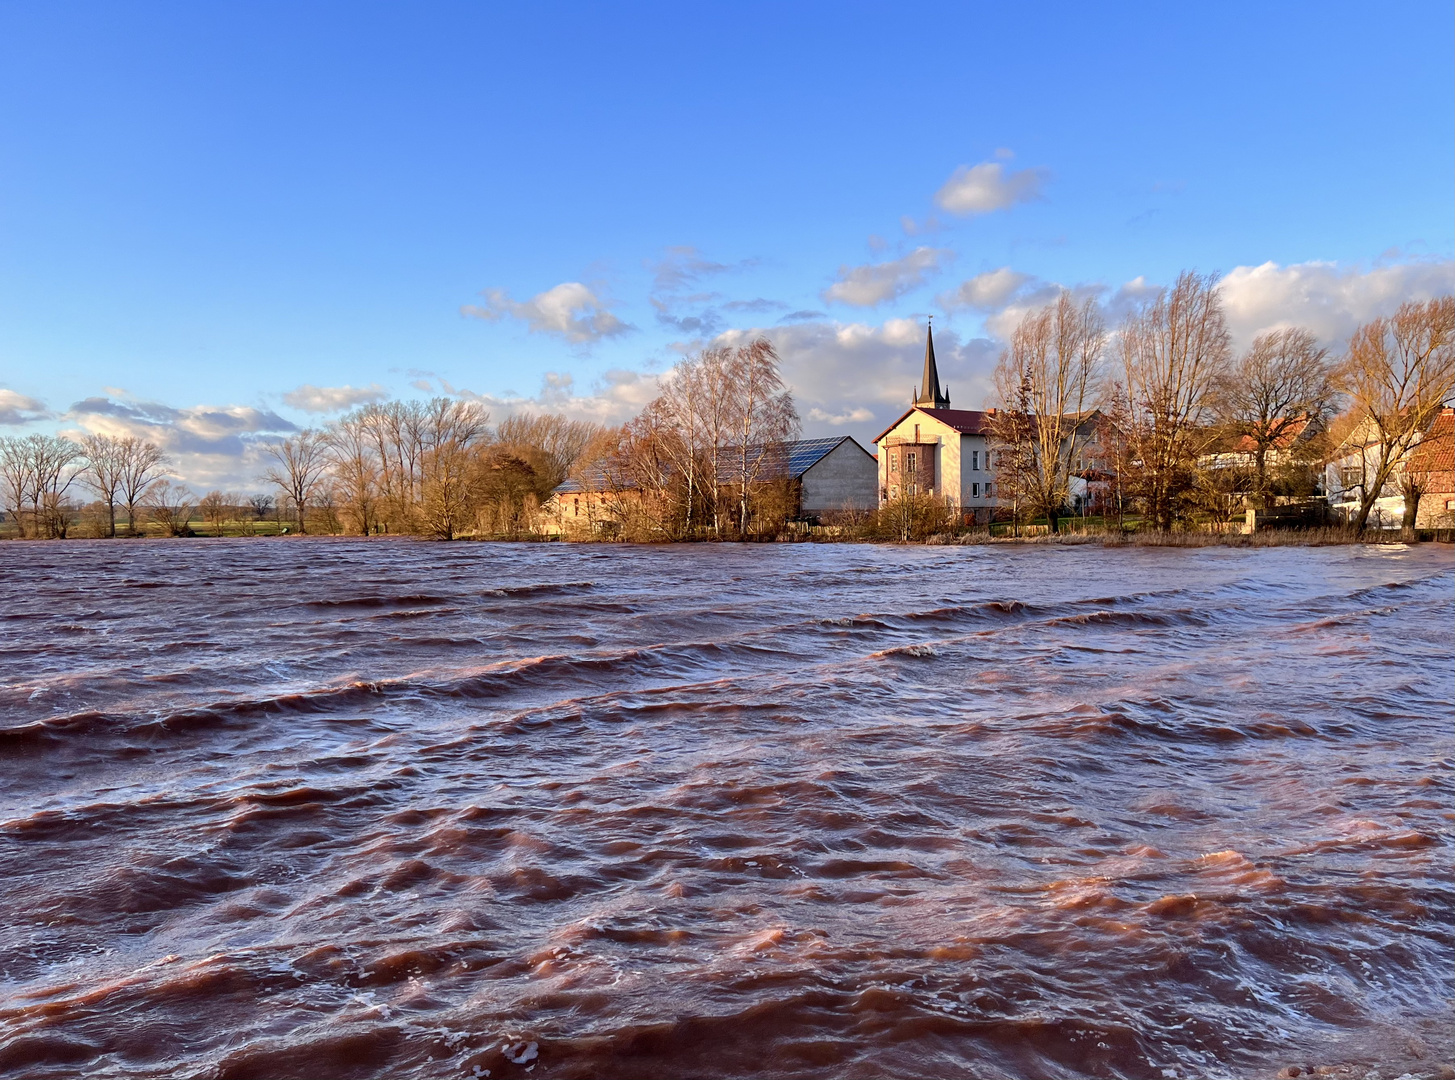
[1231,416,1317,454]
[874,406,996,444]
[1407,408,1454,476]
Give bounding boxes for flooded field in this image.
[0,539,1450,1079]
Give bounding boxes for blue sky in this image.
[1,2,1451,487]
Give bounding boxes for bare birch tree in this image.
[1338,296,1455,532]
[728,339,799,534]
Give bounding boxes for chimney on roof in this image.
[913,319,950,409]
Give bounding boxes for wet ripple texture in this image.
[0,539,1451,1079]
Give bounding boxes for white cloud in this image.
[282,383,388,413]
[1217,259,1455,350]
[463,282,633,344]
[934,161,1047,216]
[62,397,297,491]
[822,246,954,307]
[939,267,1034,312]
[807,406,875,425]
[0,389,49,425]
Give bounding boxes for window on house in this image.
[914,424,920,442]
[907,452,917,473]
[972,483,980,498]
[889,456,898,474]
[972,450,979,470]
[985,482,993,496]
[573,498,579,517]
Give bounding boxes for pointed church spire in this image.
[913,318,950,409]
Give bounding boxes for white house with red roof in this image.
[872,324,1000,521]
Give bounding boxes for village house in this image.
[873,324,1111,523]
[1325,407,1454,528]
[873,324,1000,523]
[540,435,877,536]
[1403,407,1454,528]
[1199,415,1326,491]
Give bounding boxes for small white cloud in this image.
[807,406,875,425]
[935,161,1047,216]
[282,383,388,413]
[463,282,633,344]
[939,267,1034,312]
[823,246,954,307]
[0,389,49,425]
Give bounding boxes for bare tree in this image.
[697,347,737,534]
[729,339,799,534]
[1113,270,1232,530]
[0,435,86,538]
[989,376,1038,536]
[1338,297,1455,532]
[79,434,127,537]
[146,479,196,537]
[116,437,168,536]
[1214,327,1336,499]
[0,437,36,537]
[263,430,330,533]
[326,411,383,535]
[199,491,230,535]
[990,291,1105,532]
[495,413,598,492]
[655,359,711,534]
[247,493,274,533]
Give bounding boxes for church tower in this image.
[912,321,950,409]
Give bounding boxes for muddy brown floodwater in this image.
[0,539,1450,1080]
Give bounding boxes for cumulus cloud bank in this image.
[63,396,297,491]
[463,282,632,344]
[823,247,954,307]
[1217,259,1455,349]
[0,389,49,426]
[449,368,658,428]
[939,267,1035,312]
[934,161,1047,216]
[282,383,389,413]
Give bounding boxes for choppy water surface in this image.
[0,540,1451,1080]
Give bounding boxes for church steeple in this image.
[913,319,950,409]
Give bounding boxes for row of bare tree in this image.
[0,433,170,538]
[987,273,1454,532]
[258,402,601,539]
